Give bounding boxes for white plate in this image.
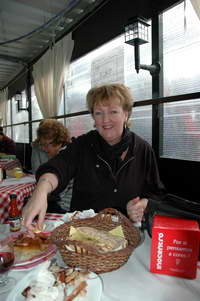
[6,263,102,301]
[11,260,50,272]
[12,245,57,269]
[8,231,57,269]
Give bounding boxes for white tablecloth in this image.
[100,234,200,301]
[2,232,200,301]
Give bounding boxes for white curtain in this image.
[33,33,74,118]
[0,88,8,129]
[190,0,200,20]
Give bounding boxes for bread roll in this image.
[69,226,127,252]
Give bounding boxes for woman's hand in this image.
[127,197,148,222]
[21,172,58,230]
[22,189,48,230]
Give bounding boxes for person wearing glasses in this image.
[31,121,49,175]
[31,119,73,213]
[22,83,165,230]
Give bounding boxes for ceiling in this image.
[0,0,108,91]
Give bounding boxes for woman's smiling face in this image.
[93,97,128,145]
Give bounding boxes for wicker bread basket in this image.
[50,208,141,274]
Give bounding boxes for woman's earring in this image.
[93,123,96,128]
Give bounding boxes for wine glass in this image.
[0,239,16,294]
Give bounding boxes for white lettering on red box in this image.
[156,232,164,270]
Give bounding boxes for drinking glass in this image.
[0,239,15,294]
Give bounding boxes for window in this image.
[31,86,43,121]
[64,34,152,139]
[130,106,152,145]
[163,1,200,96]
[13,0,200,162]
[66,115,94,138]
[162,0,200,161]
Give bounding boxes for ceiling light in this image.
[65,18,74,23]
[85,0,96,3]
[56,25,65,31]
[73,8,84,14]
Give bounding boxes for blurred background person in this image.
[0,126,16,155]
[31,121,49,174]
[31,119,73,213]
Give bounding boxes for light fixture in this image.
[73,8,84,14]
[15,91,29,112]
[56,25,65,31]
[65,17,74,24]
[124,16,160,75]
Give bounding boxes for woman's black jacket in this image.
[36,130,166,215]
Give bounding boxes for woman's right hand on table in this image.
[22,189,48,231]
[21,173,58,230]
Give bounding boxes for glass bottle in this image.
[8,194,21,232]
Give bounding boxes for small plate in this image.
[12,244,57,269]
[6,262,102,301]
[9,232,57,270]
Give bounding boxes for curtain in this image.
[0,88,8,129]
[33,33,74,118]
[190,0,200,20]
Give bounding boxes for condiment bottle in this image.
[8,194,21,232]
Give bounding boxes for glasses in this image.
[38,141,54,148]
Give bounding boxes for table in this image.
[0,176,36,223]
[1,226,200,301]
[100,234,200,301]
[0,159,21,170]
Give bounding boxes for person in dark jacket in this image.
[22,83,166,230]
[0,126,16,155]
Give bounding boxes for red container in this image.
[150,215,200,279]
